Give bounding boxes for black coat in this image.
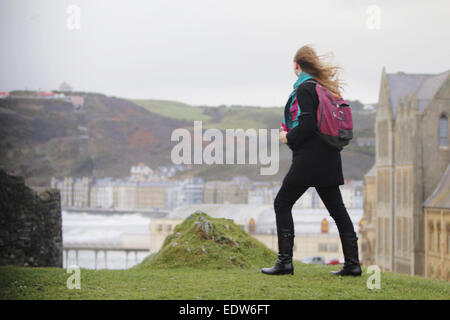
[284,80,344,187]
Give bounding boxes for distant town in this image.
[51,163,364,211]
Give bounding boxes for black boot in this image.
[261,228,294,275]
[331,231,362,276]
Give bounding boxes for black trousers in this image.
[274,183,355,234]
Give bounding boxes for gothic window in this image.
[429,222,435,251]
[440,114,448,147]
[447,224,450,254]
[437,223,441,251]
[396,217,402,253]
[385,218,391,255]
[403,217,408,255]
[377,218,383,254]
[377,121,389,157]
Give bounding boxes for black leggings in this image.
[274,183,355,234]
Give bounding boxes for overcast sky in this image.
[1,0,449,106]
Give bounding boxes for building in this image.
[357,137,376,147]
[341,180,364,209]
[90,178,115,209]
[248,182,280,206]
[203,176,249,204]
[165,178,204,209]
[116,181,137,210]
[59,82,73,92]
[73,177,91,208]
[424,164,450,281]
[365,68,450,276]
[361,165,377,266]
[130,163,167,182]
[61,177,74,207]
[135,181,167,210]
[291,188,314,209]
[130,163,154,182]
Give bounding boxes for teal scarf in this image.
[282,72,313,130]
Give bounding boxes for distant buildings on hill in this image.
[51,163,364,211]
[0,83,84,109]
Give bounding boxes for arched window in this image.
[440,114,448,147]
[429,222,435,251]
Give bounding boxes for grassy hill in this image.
[0,212,448,300]
[133,99,375,180]
[139,212,276,269]
[0,94,190,186]
[0,94,375,186]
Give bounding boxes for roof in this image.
[386,70,449,116]
[365,164,376,177]
[424,164,450,209]
[38,91,55,96]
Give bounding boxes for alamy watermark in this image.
[366,5,381,30]
[66,265,81,290]
[171,121,280,175]
[366,265,381,290]
[66,5,81,30]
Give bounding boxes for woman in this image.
[261,45,361,277]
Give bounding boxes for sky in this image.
[1,0,449,106]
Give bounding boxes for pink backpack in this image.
[306,80,353,151]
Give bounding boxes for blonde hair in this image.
[294,45,344,98]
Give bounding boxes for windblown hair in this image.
[294,45,344,98]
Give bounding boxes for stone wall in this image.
[0,169,62,267]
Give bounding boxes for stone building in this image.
[366,68,450,276]
[361,165,377,266]
[424,164,450,281]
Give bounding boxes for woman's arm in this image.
[285,83,318,148]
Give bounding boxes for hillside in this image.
[134,99,376,180]
[138,212,276,269]
[0,94,375,186]
[0,94,190,186]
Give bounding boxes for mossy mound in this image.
[138,212,277,269]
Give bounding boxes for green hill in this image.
[138,212,276,269]
[131,99,211,122]
[0,94,190,186]
[0,94,375,186]
[132,99,375,180]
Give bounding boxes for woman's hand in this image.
[279,127,288,144]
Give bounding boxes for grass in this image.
[1,212,448,300]
[131,99,282,130]
[131,99,211,122]
[1,263,449,300]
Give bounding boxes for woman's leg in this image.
[314,186,354,234]
[315,186,361,276]
[261,183,309,275]
[274,183,310,232]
